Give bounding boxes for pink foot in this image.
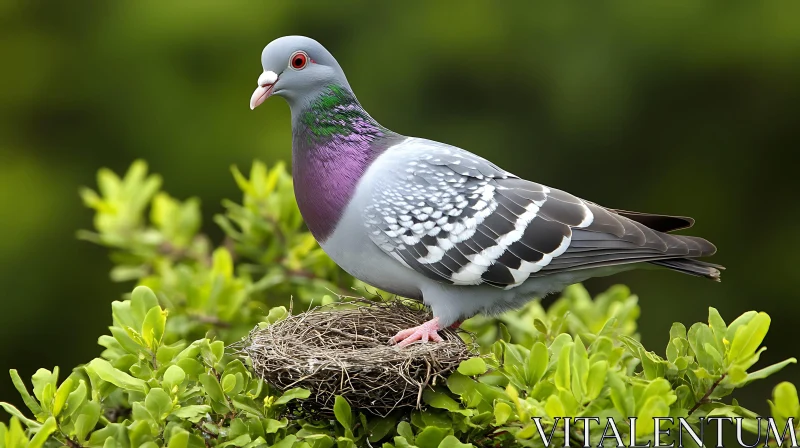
[390,317,443,348]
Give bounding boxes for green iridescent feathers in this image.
[299,85,383,139]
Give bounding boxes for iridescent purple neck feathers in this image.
[291,85,399,242]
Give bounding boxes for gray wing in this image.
[365,139,718,289]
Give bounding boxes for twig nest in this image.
[242,299,475,417]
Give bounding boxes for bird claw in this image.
[390,317,443,348]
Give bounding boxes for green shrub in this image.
[1,161,797,447]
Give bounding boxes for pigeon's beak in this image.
[250,71,278,110]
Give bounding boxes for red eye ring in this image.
[289,51,309,70]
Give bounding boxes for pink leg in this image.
[390,317,443,348]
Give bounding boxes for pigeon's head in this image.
[250,36,350,110]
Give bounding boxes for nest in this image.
[240,299,475,417]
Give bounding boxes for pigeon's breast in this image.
[319,142,429,299]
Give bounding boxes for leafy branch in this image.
[0,161,797,447]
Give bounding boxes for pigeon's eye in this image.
[289,51,308,70]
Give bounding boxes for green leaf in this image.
[219,434,250,447]
[128,419,154,447]
[544,395,565,419]
[533,318,548,335]
[4,417,27,446]
[457,358,487,376]
[86,359,147,393]
[141,305,167,349]
[222,359,248,377]
[162,365,186,390]
[608,371,632,417]
[264,418,288,434]
[175,340,202,360]
[209,341,225,364]
[554,342,572,391]
[52,377,74,417]
[670,322,687,341]
[728,312,770,364]
[167,428,190,448]
[437,435,473,448]
[745,358,797,384]
[131,286,159,323]
[231,396,265,418]
[221,374,236,393]
[687,324,717,372]
[303,434,333,448]
[571,336,589,401]
[40,383,54,413]
[493,402,512,426]
[727,365,747,384]
[170,405,211,423]
[770,382,800,424]
[414,426,450,448]
[397,421,415,443]
[589,336,614,360]
[30,368,58,404]
[423,390,471,415]
[74,401,101,442]
[176,359,204,379]
[62,380,88,419]
[368,414,399,443]
[274,387,311,405]
[639,378,675,409]
[333,395,353,430]
[111,301,136,332]
[0,402,40,428]
[725,311,757,344]
[26,416,57,448]
[96,167,120,198]
[110,326,144,354]
[230,164,250,192]
[585,360,608,401]
[417,410,450,430]
[198,374,228,407]
[145,387,173,420]
[502,342,525,376]
[89,423,128,447]
[703,342,723,367]
[266,306,289,324]
[707,307,727,348]
[636,396,670,438]
[156,341,186,365]
[212,247,234,279]
[499,323,511,343]
[271,435,297,448]
[9,370,43,417]
[526,342,548,386]
[550,332,573,357]
[517,423,543,440]
[394,436,414,448]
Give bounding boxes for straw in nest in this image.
[240,299,475,417]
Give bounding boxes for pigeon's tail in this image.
[601,209,724,281]
[649,258,724,281]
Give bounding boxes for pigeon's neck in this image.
[291,84,398,242]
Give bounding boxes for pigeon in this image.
[249,36,723,347]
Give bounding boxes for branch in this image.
[688,373,726,415]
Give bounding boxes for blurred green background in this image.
[2,1,799,416]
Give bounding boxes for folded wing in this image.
[365,139,720,289]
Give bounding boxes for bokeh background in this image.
[2,1,799,416]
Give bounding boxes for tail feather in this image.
[649,258,724,281]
